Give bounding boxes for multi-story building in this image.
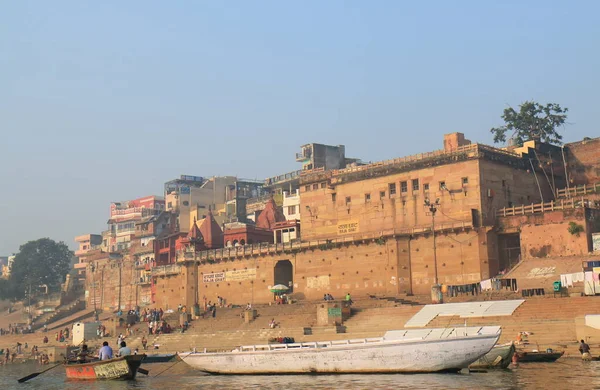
[83,133,600,311]
[165,175,236,233]
[73,234,103,279]
[282,189,300,221]
[107,195,165,252]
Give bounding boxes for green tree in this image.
[8,238,73,298]
[490,101,568,146]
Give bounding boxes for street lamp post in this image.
[424,198,443,304]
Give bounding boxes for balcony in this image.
[296,152,310,162]
[265,170,303,187]
[151,263,182,277]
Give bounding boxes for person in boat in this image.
[117,341,131,357]
[76,344,91,363]
[579,339,591,360]
[98,341,114,361]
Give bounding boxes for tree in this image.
[8,238,73,298]
[490,101,568,146]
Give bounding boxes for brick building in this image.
[83,133,600,311]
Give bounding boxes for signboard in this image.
[593,233,600,253]
[337,220,359,235]
[328,307,342,317]
[203,272,225,283]
[203,269,256,283]
[225,269,257,282]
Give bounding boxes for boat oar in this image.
[137,367,150,375]
[17,362,63,383]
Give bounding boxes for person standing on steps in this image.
[141,336,147,351]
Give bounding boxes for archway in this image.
[274,260,293,292]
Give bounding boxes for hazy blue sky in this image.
[1,1,598,254]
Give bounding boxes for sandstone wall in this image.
[566,137,600,185]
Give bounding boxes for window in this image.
[400,181,408,193]
[320,182,326,188]
[331,193,337,202]
[167,202,172,209]
[312,184,319,190]
[424,183,430,191]
[365,193,371,202]
[462,177,469,185]
[439,181,446,191]
[412,179,419,191]
[345,196,351,205]
[389,183,396,195]
[182,200,189,206]
[287,205,296,215]
[305,185,311,192]
[380,191,386,199]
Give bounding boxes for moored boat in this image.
[515,350,564,363]
[64,354,146,380]
[469,342,515,369]
[142,353,179,363]
[180,326,501,374]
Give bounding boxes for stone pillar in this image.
[316,301,344,326]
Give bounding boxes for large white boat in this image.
[181,326,501,374]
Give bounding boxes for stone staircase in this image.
[32,300,86,331]
[424,296,600,356]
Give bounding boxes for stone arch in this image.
[274,260,293,292]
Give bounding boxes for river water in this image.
[1,359,597,389]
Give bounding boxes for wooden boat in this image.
[142,353,179,363]
[181,326,501,374]
[516,350,564,363]
[64,354,146,380]
[470,342,515,369]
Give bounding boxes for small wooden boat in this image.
[142,353,179,363]
[516,350,564,363]
[64,354,146,380]
[470,342,515,369]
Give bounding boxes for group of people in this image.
[323,293,335,301]
[54,327,70,342]
[75,340,132,363]
[0,344,47,365]
[0,323,29,336]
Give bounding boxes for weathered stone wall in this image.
[566,138,600,185]
[187,232,489,303]
[300,160,482,241]
[478,159,552,225]
[498,208,593,259]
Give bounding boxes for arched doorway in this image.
[274,260,293,292]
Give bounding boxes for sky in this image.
[1,1,599,255]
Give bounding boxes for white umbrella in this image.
[270,284,289,293]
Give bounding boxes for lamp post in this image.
[424,198,443,304]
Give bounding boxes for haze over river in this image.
[1,359,597,389]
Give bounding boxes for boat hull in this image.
[182,327,501,374]
[516,351,564,363]
[142,353,179,364]
[64,355,145,380]
[470,342,515,369]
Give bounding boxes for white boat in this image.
[181,326,501,374]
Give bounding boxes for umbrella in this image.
[270,284,289,293]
